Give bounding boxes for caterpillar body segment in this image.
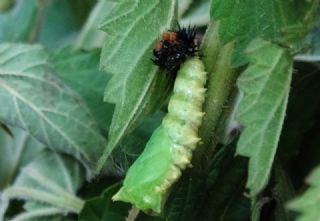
[113,57,207,213]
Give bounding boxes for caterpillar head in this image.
[152,25,198,75]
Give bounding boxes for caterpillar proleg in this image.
[113,57,207,213]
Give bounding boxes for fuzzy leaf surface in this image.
[97,0,175,172]
[0,126,44,190]
[0,44,106,174]
[236,39,293,196]
[52,48,114,131]
[211,0,319,65]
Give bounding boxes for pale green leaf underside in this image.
[52,48,113,131]
[1,150,85,220]
[97,0,175,172]
[0,126,44,190]
[288,166,320,221]
[236,38,293,196]
[0,44,106,175]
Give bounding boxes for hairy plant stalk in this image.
[194,22,239,167]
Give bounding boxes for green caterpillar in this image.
[113,57,207,213]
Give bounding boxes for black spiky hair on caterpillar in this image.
[152,24,198,74]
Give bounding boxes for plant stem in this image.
[194,22,239,166]
[10,208,63,221]
[5,187,84,213]
[28,0,47,43]
[126,207,140,221]
[200,22,221,73]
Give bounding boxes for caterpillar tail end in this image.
[112,189,124,202]
[112,187,162,214]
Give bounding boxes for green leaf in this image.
[38,0,79,50]
[288,166,320,221]
[236,39,293,196]
[1,150,85,220]
[211,0,319,66]
[180,0,210,27]
[75,0,116,51]
[0,43,107,175]
[52,48,114,131]
[0,0,37,42]
[0,126,45,190]
[79,184,131,221]
[97,0,176,172]
[99,0,175,78]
